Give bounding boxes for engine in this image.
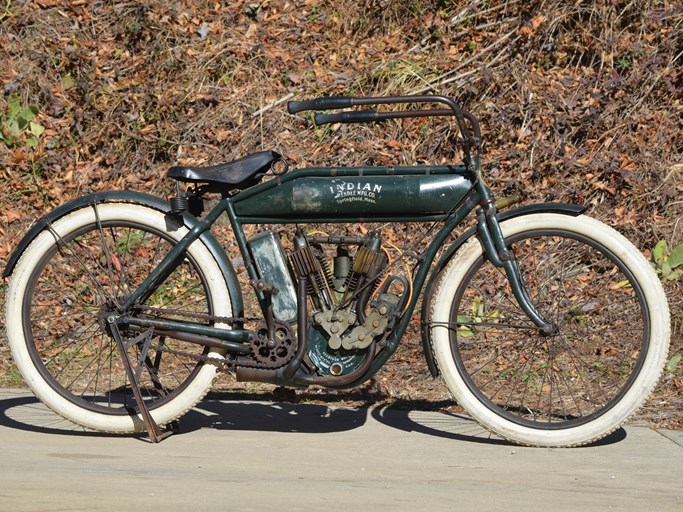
[289,231,407,376]
[247,229,408,377]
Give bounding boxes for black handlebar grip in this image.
[287,96,353,114]
[314,111,378,125]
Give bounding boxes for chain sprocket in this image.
[248,319,297,369]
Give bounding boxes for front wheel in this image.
[5,201,234,433]
[430,213,670,447]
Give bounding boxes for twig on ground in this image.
[408,27,518,95]
[251,92,296,118]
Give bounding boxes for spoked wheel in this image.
[6,202,234,433]
[431,213,669,447]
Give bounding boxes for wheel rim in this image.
[449,229,650,430]
[22,218,214,415]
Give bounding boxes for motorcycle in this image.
[3,95,670,446]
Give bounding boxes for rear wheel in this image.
[6,201,233,433]
[431,213,669,446]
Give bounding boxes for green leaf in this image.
[29,121,44,138]
[19,104,38,123]
[668,244,683,269]
[472,297,485,319]
[661,260,672,277]
[61,73,74,90]
[456,314,474,336]
[653,240,668,262]
[25,134,38,148]
[7,116,21,135]
[666,269,682,281]
[16,114,30,131]
[7,93,20,117]
[667,354,682,374]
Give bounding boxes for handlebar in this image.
[287,94,482,149]
[287,96,353,114]
[313,110,380,125]
[313,108,482,141]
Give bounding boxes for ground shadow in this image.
[0,391,368,439]
[0,390,627,447]
[0,394,119,438]
[370,402,627,447]
[371,405,514,446]
[178,398,367,434]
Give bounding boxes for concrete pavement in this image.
[0,388,681,511]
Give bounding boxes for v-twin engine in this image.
[249,229,408,377]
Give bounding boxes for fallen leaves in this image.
[2,210,23,223]
[519,15,545,37]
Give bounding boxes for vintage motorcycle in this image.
[3,95,670,446]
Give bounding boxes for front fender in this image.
[420,202,586,377]
[3,190,244,317]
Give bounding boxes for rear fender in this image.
[3,190,244,317]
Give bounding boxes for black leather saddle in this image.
[167,150,282,190]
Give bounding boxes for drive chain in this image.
[129,304,296,370]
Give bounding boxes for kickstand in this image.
[107,315,177,443]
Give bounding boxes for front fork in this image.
[476,200,557,335]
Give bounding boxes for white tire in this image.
[6,202,233,433]
[430,213,670,447]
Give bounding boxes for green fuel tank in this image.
[232,166,475,219]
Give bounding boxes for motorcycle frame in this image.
[116,162,556,389]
